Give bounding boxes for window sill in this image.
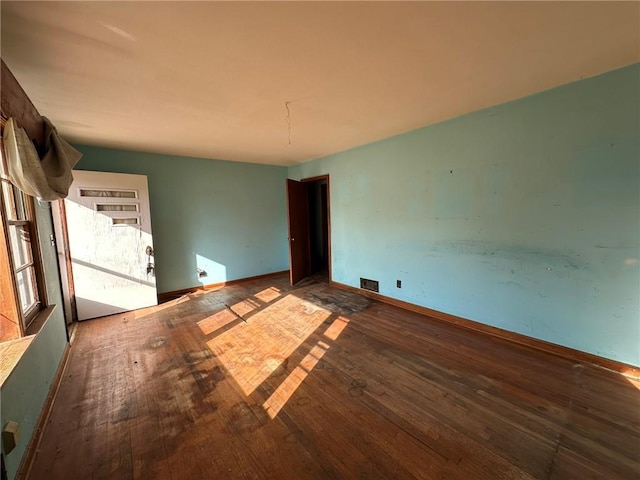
[0,305,56,386]
[25,305,53,336]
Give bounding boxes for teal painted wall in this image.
[1,202,68,479]
[290,64,640,366]
[73,147,289,293]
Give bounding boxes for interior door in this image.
[286,179,310,285]
[65,170,157,320]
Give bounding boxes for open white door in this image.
[65,170,157,320]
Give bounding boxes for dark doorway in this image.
[306,178,329,275]
[285,175,331,285]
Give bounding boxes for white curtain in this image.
[3,117,82,201]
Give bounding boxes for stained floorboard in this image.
[28,273,639,479]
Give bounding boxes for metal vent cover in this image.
[360,277,379,293]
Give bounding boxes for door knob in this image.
[145,245,155,276]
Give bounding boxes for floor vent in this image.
[360,278,379,293]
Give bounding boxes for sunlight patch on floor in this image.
[260,316,353,419]
[230,297,261,317]
[323,316,349,340]
[206,294,331,396]
[263,343,328,419]
[197,308,238,336]
[254,287,282,303]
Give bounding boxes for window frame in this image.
[0,118,47,337]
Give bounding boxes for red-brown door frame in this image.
[52,199,77,325]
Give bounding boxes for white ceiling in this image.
[1,2,639,166]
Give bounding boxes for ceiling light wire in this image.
[285,101,292,146]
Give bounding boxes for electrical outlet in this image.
[396,280,402,288]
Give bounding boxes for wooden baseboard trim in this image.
[331,281,639,378]
[157,270,289,304]
[16,342,71,480]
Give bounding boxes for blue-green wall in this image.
[290,64,640,366]
[1,201,68,479]
[74,147,289,293]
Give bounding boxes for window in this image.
[0,122,46,338]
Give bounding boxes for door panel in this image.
[65,170,157,320]
[286,179,310,285]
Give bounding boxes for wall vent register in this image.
[360,277,379,293]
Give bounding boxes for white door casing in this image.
[65,170,157,320]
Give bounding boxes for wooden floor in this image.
[28,273,639,479]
